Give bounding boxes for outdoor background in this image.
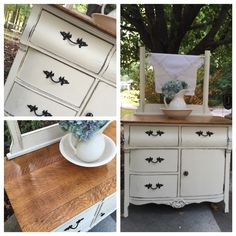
[120,4,232,117]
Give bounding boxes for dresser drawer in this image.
[53,202,99,232]
[82,82,116,116]
[93,193,116,225]
[130,175,177,198]
[130,149,178,172]
[30,11,113,73]
[5,83,76,116]
[129,126,178,147]
[102,52,116,83]
[18,49,94,107]
[181,126,228,147]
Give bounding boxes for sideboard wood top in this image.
[4,122,116,232]
[52,5,116,38]
[122,115,232,125]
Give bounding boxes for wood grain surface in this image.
[122,115,232,125]
[4,121,116,232]
[51,5,116,37]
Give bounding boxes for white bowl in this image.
[59,133,116,167]
[160,108,192,120]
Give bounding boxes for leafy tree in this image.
[121,4,232,106]
[121,4,232,68]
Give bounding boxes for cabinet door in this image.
[181,149,225,197]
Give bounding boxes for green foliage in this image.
[72,4,88,14]
[121,4,232,107]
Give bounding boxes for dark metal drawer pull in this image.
[145,183,163,190]
[145,157,164,163]
[43,70,69,86]
[64,218,84,231]
[183,171,189,176]
[85,112,93,117]
[27,105,52,117]
[100,212,105,217]
[60,31,88,48]
[195,130,214,137]
[145,130,165,136]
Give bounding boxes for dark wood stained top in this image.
[122,115,232,125]
[4,122,116,232]
[51,5,116,38]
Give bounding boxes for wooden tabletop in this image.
[4,121,116,232]
[122,115,232,125]
[52,5,116,37]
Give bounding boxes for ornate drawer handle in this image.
[145,183,163,190]
[85,112,93,117]
[145,157,164,163]
[145,130,165,136]
[43,70,69,86]
[195,130,214,137]
[64,218,84,231]
[60,31,88,48]
[27,105,52,117]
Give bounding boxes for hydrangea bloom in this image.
[161,80,188,99]
[59,120,108,142]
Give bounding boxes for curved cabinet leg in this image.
[123,150,129,217]
[224,149,231,213]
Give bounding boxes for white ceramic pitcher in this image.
[68,121,112,163]
[101,4,116,18]
[164,89,188,109]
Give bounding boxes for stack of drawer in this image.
[123,119,231,216]
[129,125,179,199]
[5,5,116,116]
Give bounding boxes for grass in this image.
[121,108,135,118]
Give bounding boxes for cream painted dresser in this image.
[4,5,116,117]
[122,115,232,217]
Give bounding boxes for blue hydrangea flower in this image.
[59,120,108,142]
[161,80,188,99]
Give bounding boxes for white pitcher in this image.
[101,4,116,18]
[164,89,188,109]
[68,121,112,163]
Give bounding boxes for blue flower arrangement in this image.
[59,120,108,142]
[161,80,188,99]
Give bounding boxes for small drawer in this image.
[102,52,116,83]
[130,175,177,198]
[181,126,228,147]
[18,48,94,107]
[53,202,99,232]
[129,126,178,147]
[130,149,178,172]
[82,82,116,116]
[93,193,116,225]
[5,83,76,116]
[30,11,113,73]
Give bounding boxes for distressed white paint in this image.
[5,4,116,117]
[123,122,231,216]
[139,46,145,112]
[203,50,211,114]
[6,122,66,159]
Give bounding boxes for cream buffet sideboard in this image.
[122,115,232,217]
[4,4,116,117]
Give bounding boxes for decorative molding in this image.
[169,200,187,208]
